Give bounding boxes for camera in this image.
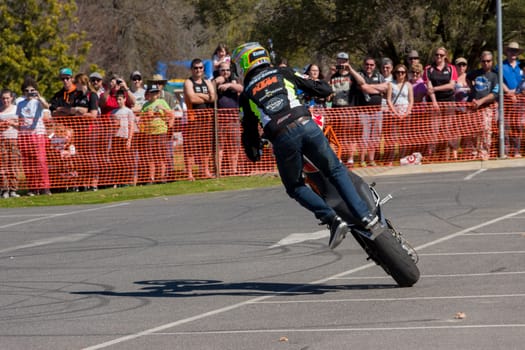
[336,64,345,70]
[116,79,123,85]
[29,92,38,97]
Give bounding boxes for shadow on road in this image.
[73,279,397,298]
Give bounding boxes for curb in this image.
[352,158,525,178]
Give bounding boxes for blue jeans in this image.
[272,118,371,223]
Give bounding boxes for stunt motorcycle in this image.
[304,116,420,287]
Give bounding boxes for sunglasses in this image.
[395,71,407,74]
[192,66,204,70]
[456,63,467,66]
[61,76,72,81]
[219,69,230,72]
[481,60,492,63]
[408,57,419,60]
[90,78,102,82]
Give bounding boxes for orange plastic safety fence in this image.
[316,99,519,164]
[6,99,524,191]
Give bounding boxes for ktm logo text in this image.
[252,76,278,95]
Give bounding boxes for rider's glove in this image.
[245,146,262,162]
[242,134,262,162]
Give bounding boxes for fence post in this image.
[213,101,220,178]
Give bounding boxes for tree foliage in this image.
[190,0,525,70]
[2,0,525,98]
[76,0,220,83]
[0,0,90,96]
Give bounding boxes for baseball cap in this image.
[336,52,349,60]
[59,67,73,77]
[89,72,103,80]
[146,84,160,93]
[455,57,468,65]
[407,50,419,59]
[130,70,142,80]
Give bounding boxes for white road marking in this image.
[463,232,525,235]
[337,271,525,279]
[81,207,525,350]
[158,323,525,335]
[464,168,487,180]
[0,203,129,229]
[0,214,62,217]
[0,232,97,254]
[420,250,525,256]
[413,207,525,251]
[269,230,328,248]
[254,293,525,304]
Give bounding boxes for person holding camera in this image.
[97,75,136,186]
[99,75,136,116]
[329,52,365,108]
[17,77,52,196]
[328,52,366,168]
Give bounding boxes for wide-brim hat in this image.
[148,74,167,84]
[506,41,524,53]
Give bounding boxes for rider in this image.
[232,42,380,249]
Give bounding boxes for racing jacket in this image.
[239,66,332,160]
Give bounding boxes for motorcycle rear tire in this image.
[369,229,420,287]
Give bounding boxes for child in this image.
[111,89,138,186]
[48,124,78,190]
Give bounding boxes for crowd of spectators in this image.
[320,42,525,167]
[1,41,524,197]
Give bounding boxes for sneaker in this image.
[2,191,9,199]
[361,214,385,240]
[328,216,348,249]
[369,161,377,167]
[362,214,379,230]
[9,191,20,198]
[27,191,36,197]
[360,161,367,168]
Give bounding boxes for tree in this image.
[76,0,218,82]
[189,0,525,69]
[0,0,90,97]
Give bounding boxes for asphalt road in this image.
[1,165,525,349]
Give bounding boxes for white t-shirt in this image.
[111,106,137,138]
[0,105,18,139]
[16,98,47,135]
